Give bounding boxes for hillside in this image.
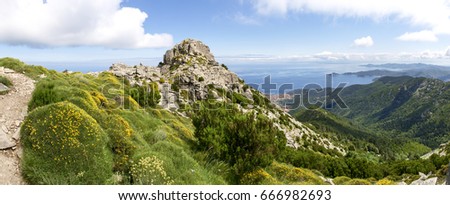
[328,76,450,149]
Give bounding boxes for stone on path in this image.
[0,129,15,150]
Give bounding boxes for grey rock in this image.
[411,177,437,185]
[163,39,216,66]
[398,181,407,185]
[1,125,8,134]
[12,129,20,141]
[15,120,21,127]
[0,129,15,150]
[0,83,9,93]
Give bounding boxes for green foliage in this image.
[128,82,161,108]
[0,57,49,80]
[333,176,352,185]
[28,79,68,111]
[229,91,251,107]
[221,64,229,70]
[21,102,113,184]
[0,75,12,87]
[104,115,137,172]
[193,102,286,182]
[239,168,279,185]
[344,179,372,185]
[133,142,226,185]
[322,76,450,149]
[198,76,205,82]
[0,75,12,95]
[265,162,325,185]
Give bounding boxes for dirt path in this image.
[0,67,35,185]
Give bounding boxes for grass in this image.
[0,75,13,87]
[20,66,226,185]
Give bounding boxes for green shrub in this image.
[198,76,205,82]
[193,102,286,183]
[133,142,225,185]
[28,80,68,111]
[104,115,137,172]
[143,129,167,145]
[240,168,279,185]
[0,57,49,79]
[128,82,161,108]
[344,179,372,185]
[265,162,324,185]
[0,75,12,95]
[0,75,12,87]
[21,102,113,184]
[333,176,352,185]
[221,64,229,70]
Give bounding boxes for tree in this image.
[193,102,286,182]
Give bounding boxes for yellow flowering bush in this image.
[130,155,174,185]
[21,102,113,184]
[240,168,279,185]
[266,162,325,185]
[104,115,137,172]
[375,178,396,185]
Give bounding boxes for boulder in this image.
[0,129,15,150]
[0,83,9,93]
[410,177,437,185]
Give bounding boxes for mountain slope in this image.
[288,76,450,149]
[109,39,347,155]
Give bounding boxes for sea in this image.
[28,60,424,94]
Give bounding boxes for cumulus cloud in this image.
[249,0,450,41]
[397,30,438,42]
[0,0,173,48]
[353,36,374,47]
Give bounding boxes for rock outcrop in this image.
[410,172,438,185]
[108,39,346,154]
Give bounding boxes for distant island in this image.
[335,63,450,81]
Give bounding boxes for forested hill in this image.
[288,76,450,149]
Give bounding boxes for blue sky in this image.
[0,0,450,70]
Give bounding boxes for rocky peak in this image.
[163,39,217,66]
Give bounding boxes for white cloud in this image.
[234,13,261,25]
[0,0,173,49]
[249,0,450,41]
[397,30,438,42]
[353,36,374,47]
[219,48,450,63]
